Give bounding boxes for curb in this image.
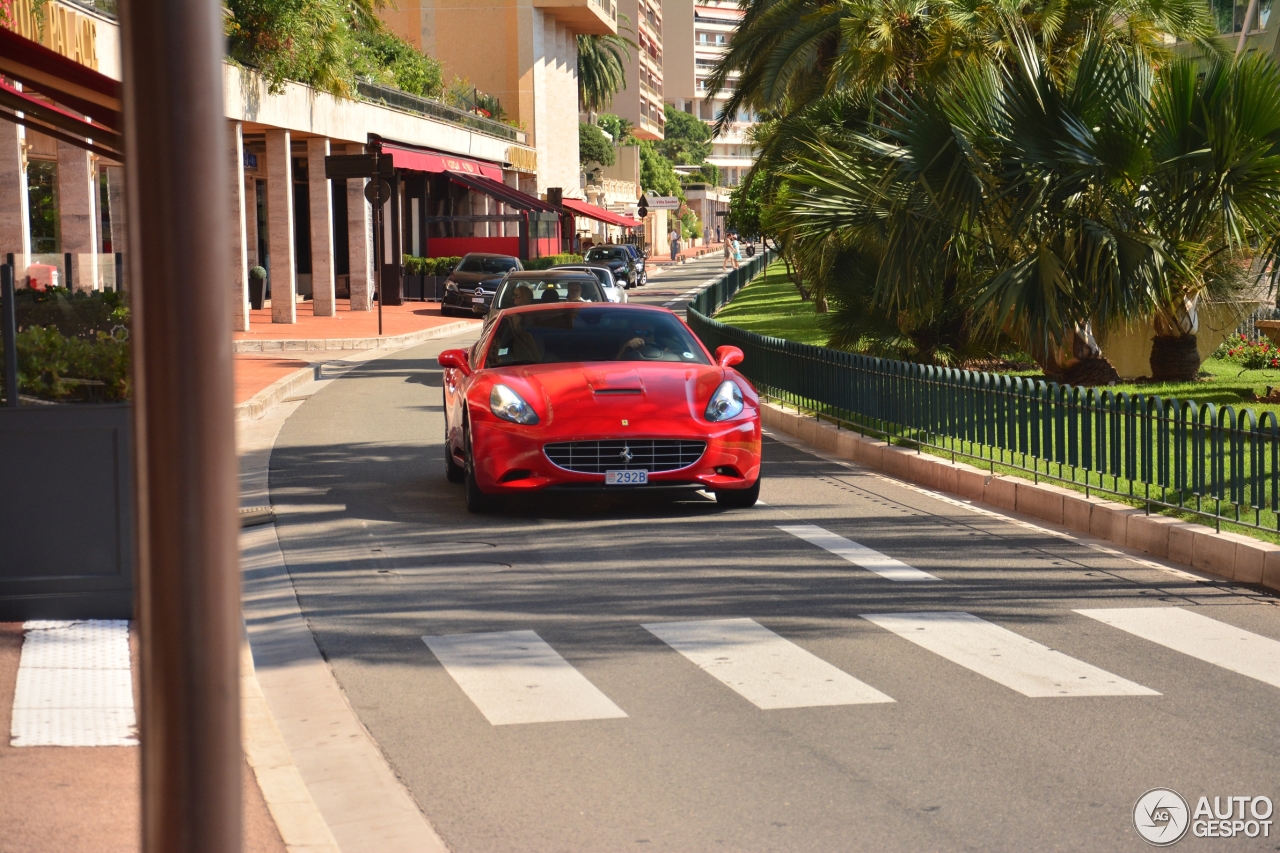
[233,318,480,353]
[235,364,323,422]
[761,401,1280,593]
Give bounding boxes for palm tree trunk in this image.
[1028,324,1121,386]
[1149,298,1201,383]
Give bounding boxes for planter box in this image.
[404,273,425,301]
[0,403,134,620]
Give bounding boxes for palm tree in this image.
[769,37,1170,382]
[1143,56,1280,380]
[577,23,637,114]
[707,0,1219,135]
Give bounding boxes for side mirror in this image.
[438,349,473,376]
[716,346,744,368]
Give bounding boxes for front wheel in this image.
[463,427,501,513]
[714,478,761,508]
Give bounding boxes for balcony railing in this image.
[64,0,117,18]
[356,81,526,144]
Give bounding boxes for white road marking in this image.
[861,611,1159,698]
[422,630,628,726]
[760,427,1215,584]
[642,618,894,709]
[11,620,138,747]
[1075,607,1280,690]
[777,524,941,581]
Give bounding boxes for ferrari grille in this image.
[543,440,707,473]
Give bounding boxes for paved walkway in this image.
[0,621,286,853]
[235,356,313,406]
[236,299,458,342]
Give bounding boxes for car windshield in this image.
[585,247,625,262]
[485,307,711,367]
[553,266,611,286]
[458,256,518,274]
[493,277,606,310]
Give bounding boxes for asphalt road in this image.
[264,267,1280,852]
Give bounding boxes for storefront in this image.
[374,137,560,302]
[559,197,642,250]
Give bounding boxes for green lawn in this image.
[713,262,828,347]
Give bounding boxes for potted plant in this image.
[248,266,266,309]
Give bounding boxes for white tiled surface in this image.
[10,620,138,747]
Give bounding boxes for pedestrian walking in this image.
[669,226,680,262]
[722,235,737,270]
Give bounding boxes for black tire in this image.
[445,435,465,483]
[463,426,500,513]
[715,478,761,508]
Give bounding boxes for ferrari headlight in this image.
[705,380,744,422]
[490,384,539,425]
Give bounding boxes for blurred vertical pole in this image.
[118,0,242,851]
[3,264,17,407]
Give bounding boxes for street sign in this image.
[645,195,681,210]
[365,179,392,206]
[636,196,649,217]
[325,154,394,180]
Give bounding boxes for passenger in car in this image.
[513,284,534,307]
[566,281,585,303]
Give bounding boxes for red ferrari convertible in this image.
[438,302,762,512]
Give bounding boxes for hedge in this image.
[523,253,584,271]
[402,255,462,276]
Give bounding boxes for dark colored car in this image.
[583,245,639,289]
[441,253,522,317]
[621,243,648,285]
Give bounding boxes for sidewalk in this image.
[236,299,464,348]
[0,622,287,853]
[649,241,725,267]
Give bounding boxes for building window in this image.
[699,32,708,43]
[716,33,725,44]
[27,160,59,255]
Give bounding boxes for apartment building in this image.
[663,0,758,186]
[608,0,667,140]
[383,0,620,194]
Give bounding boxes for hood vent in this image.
[594,388,642,395]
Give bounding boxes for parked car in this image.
[549,264,627,303]
[482,271,608,320]
[438,302,762,513]
[441,253,522,317]
[583,245,639,288]
[621,243,648,285]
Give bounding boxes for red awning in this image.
[0,26,121,130]
[380,143,503,180]
[446,170,557,212]
[561,197,641,228]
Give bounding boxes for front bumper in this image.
[469,418,762,494]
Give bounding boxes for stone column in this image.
[306,137,335,317]
[56,140,99,291]
[229,122,249,331]
[104,165,127,290]
[346,143,372,311]
[0,118,30,274]
[244,176,258,268]
[265,129,295,323]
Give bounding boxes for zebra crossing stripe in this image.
[642,618,895,709]
[422,630,628,726]
[1075,607,1280,690]
[861,611,1159,698]
[777,524,941,581]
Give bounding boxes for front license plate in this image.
[605,469,648,485]
[472,296,486,305]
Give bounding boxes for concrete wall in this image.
[1098,302,1259,380]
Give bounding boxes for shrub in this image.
[1214,334,1280,369]
[403,255,462,275]
[523,254,585,271]
[1,288,132,402]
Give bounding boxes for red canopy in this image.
[380,143,503,180]
[561,197,640,228]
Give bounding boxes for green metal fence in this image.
[688,257,1280,534]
